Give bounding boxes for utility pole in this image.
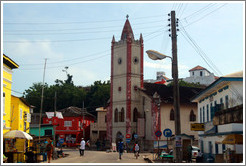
[170,10,181,163]
[53,91,57,148]
[82,101,85,139]
[39,58,47,146]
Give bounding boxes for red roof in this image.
[189,65,207,72]
[121,18,134,40]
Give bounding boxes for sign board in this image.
[155,130,162,137]
[134,134,138,139]
[112,143,116,152]
[126,134,131,139]
[59,138,64,144]
[52,116,59,125]
[126,138,131,143]
[175,136,182,147]
[59,134,65,139]
[191,123,204,131]
[26,113,31,123]
[46,112,64,119]
[163,128,172,137]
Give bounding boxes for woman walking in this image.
[46,139,53,163]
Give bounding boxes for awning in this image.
[222,134,243,144]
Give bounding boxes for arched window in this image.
[119,109,122,122]
[114,109,118,122]
[121,108,125,122]
[190,110,196,121]
[170,109,174,121]
[133,108,138,122]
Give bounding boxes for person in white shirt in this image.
[80,138,86,156]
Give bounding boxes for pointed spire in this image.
[112,35,115,43]
[140,33,143,43]
[121,16,134,41]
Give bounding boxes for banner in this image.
[46,112,63,119]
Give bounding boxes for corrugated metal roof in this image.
[142,83,203,103]
[222,70,243,78]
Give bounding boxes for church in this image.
[106,16,202,151]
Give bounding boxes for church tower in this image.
[109,16,144,143]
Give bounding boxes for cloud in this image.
[4,39,64,65]
[69,66,97,86]
[144,60,190,78]
[144,60,171,70]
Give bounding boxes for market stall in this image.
[3,130,33,163]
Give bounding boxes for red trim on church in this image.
[126,35,132,134]
[140,34,144,88]
[151,101,161,140]
[108,36,115,142]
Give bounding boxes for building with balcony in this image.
[192,71,243,163]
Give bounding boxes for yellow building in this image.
[3,54,19,134]
[11,96,32,133]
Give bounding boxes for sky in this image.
[2,1,244,97]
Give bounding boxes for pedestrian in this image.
[96,139,100,151]
[118,139,124,160]
[85,140,90,150]
[196,150,203,163]
[133,141,140,159]
[80,138,85,156]
[46,139,53,163]
[187,144,193,163]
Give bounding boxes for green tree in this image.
[85,80,110,115]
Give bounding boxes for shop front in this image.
[3,130,33,163]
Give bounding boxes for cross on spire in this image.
[126,14,129,19]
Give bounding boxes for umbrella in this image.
[3,130,33,140]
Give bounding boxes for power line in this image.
[4,14,164,25]
[18,44,132,70]
[19,53,110,71]
[4,21,165,32]
[180,24,223,76]
[181,4,227,28]
[181,3,216,21]
[4,86,24,95]
[180,25,243,100]
[4,24,166,36]
[20,50,110,66]
[4,26,165,43]
[179,27,221,76]
[178,3,188,19]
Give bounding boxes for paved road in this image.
[45,148,150,163]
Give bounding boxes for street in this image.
[44,148,150,163]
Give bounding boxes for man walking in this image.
[118,139,124,160]
[80,138,85,156]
